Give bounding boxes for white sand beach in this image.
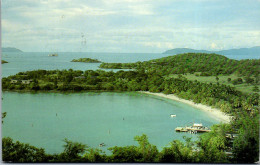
[140,91,230,123]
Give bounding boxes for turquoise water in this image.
[2,92,219,154]
[1,52,258,77]
[1,52,165,77]
[1,51,253,154]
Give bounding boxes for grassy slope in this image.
[168,73,259,94]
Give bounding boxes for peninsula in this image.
[2,60,8,64]
[2,47,23,52]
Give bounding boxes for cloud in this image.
[2,0,260,52]
[141,42,174,49]
[52,5,116,17]
[127,4,154,15]
[210,43,219,50]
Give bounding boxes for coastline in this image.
[140,91,231,123]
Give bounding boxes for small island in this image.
[2,60,8,64]
[71,58,101,63]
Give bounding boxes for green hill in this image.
[163,46,260,57]
[2,47,23,52]
[100,53,260,77]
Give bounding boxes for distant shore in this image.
[140,91,230,123]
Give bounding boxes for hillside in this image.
[100,53,260,77]
[163,46,260,56]
[2,47,23,52]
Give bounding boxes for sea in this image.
[1,52,259,154]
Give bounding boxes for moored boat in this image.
[175,123,211,133]
[48,53,58,57]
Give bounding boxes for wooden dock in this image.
[175,123,211,133]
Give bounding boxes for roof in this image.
[193,123,203,127]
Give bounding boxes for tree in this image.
[159,137,196,163]
[2,112,7,123]
[134,134,158,162]
[2,137,47,162]
[232,78,243,85]
[84,148,106,163]
[244,76,254,85]
[108,146,141,162]
[58,138,88,162]
[252,85,259,92]
[54,78,58,89]
[197,125,229,163]
[232,113,259,163]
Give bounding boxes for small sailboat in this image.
[170,114,176,117]
[48,53,58,57]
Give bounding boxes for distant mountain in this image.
[163,48,211,54]
[217,46,260,55]
[163,46,260,56]
[2,47,23,52]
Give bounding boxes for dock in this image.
[175,123,211,133]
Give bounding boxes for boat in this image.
[99,143,106,147]
[48,54,58,57]
[175,123,211,133]
[170,114,176,117]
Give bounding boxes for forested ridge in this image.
[100,53,260,76]
[2,53,259,163]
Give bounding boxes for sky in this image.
[1,0,260,53]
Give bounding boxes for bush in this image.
[227,78,231,82]
[41,83,54,90]
[232,78,243,85]
[200,72,212,76]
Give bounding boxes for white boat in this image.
[48,54,58,57]
[170,114,176,117]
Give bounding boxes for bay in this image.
[2,91,218,154]
[1,51,253,154]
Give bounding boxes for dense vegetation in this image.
[2,112,259,163]
[71,58,101,63]
[2,53,259,163]
[100,53,260,77]
[2,60,8,64]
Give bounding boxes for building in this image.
[21,80,32,84]
[10,80,18,84]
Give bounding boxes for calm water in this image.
[2,92,219,154]
[1,52,259,77]
[1,52,257,154]
[1,52,165,77]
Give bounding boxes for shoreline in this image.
[140,91,231,123]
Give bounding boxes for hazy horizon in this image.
[2,45,260,54]
[2,0,260,53]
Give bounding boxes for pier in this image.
[175,123,211,133]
